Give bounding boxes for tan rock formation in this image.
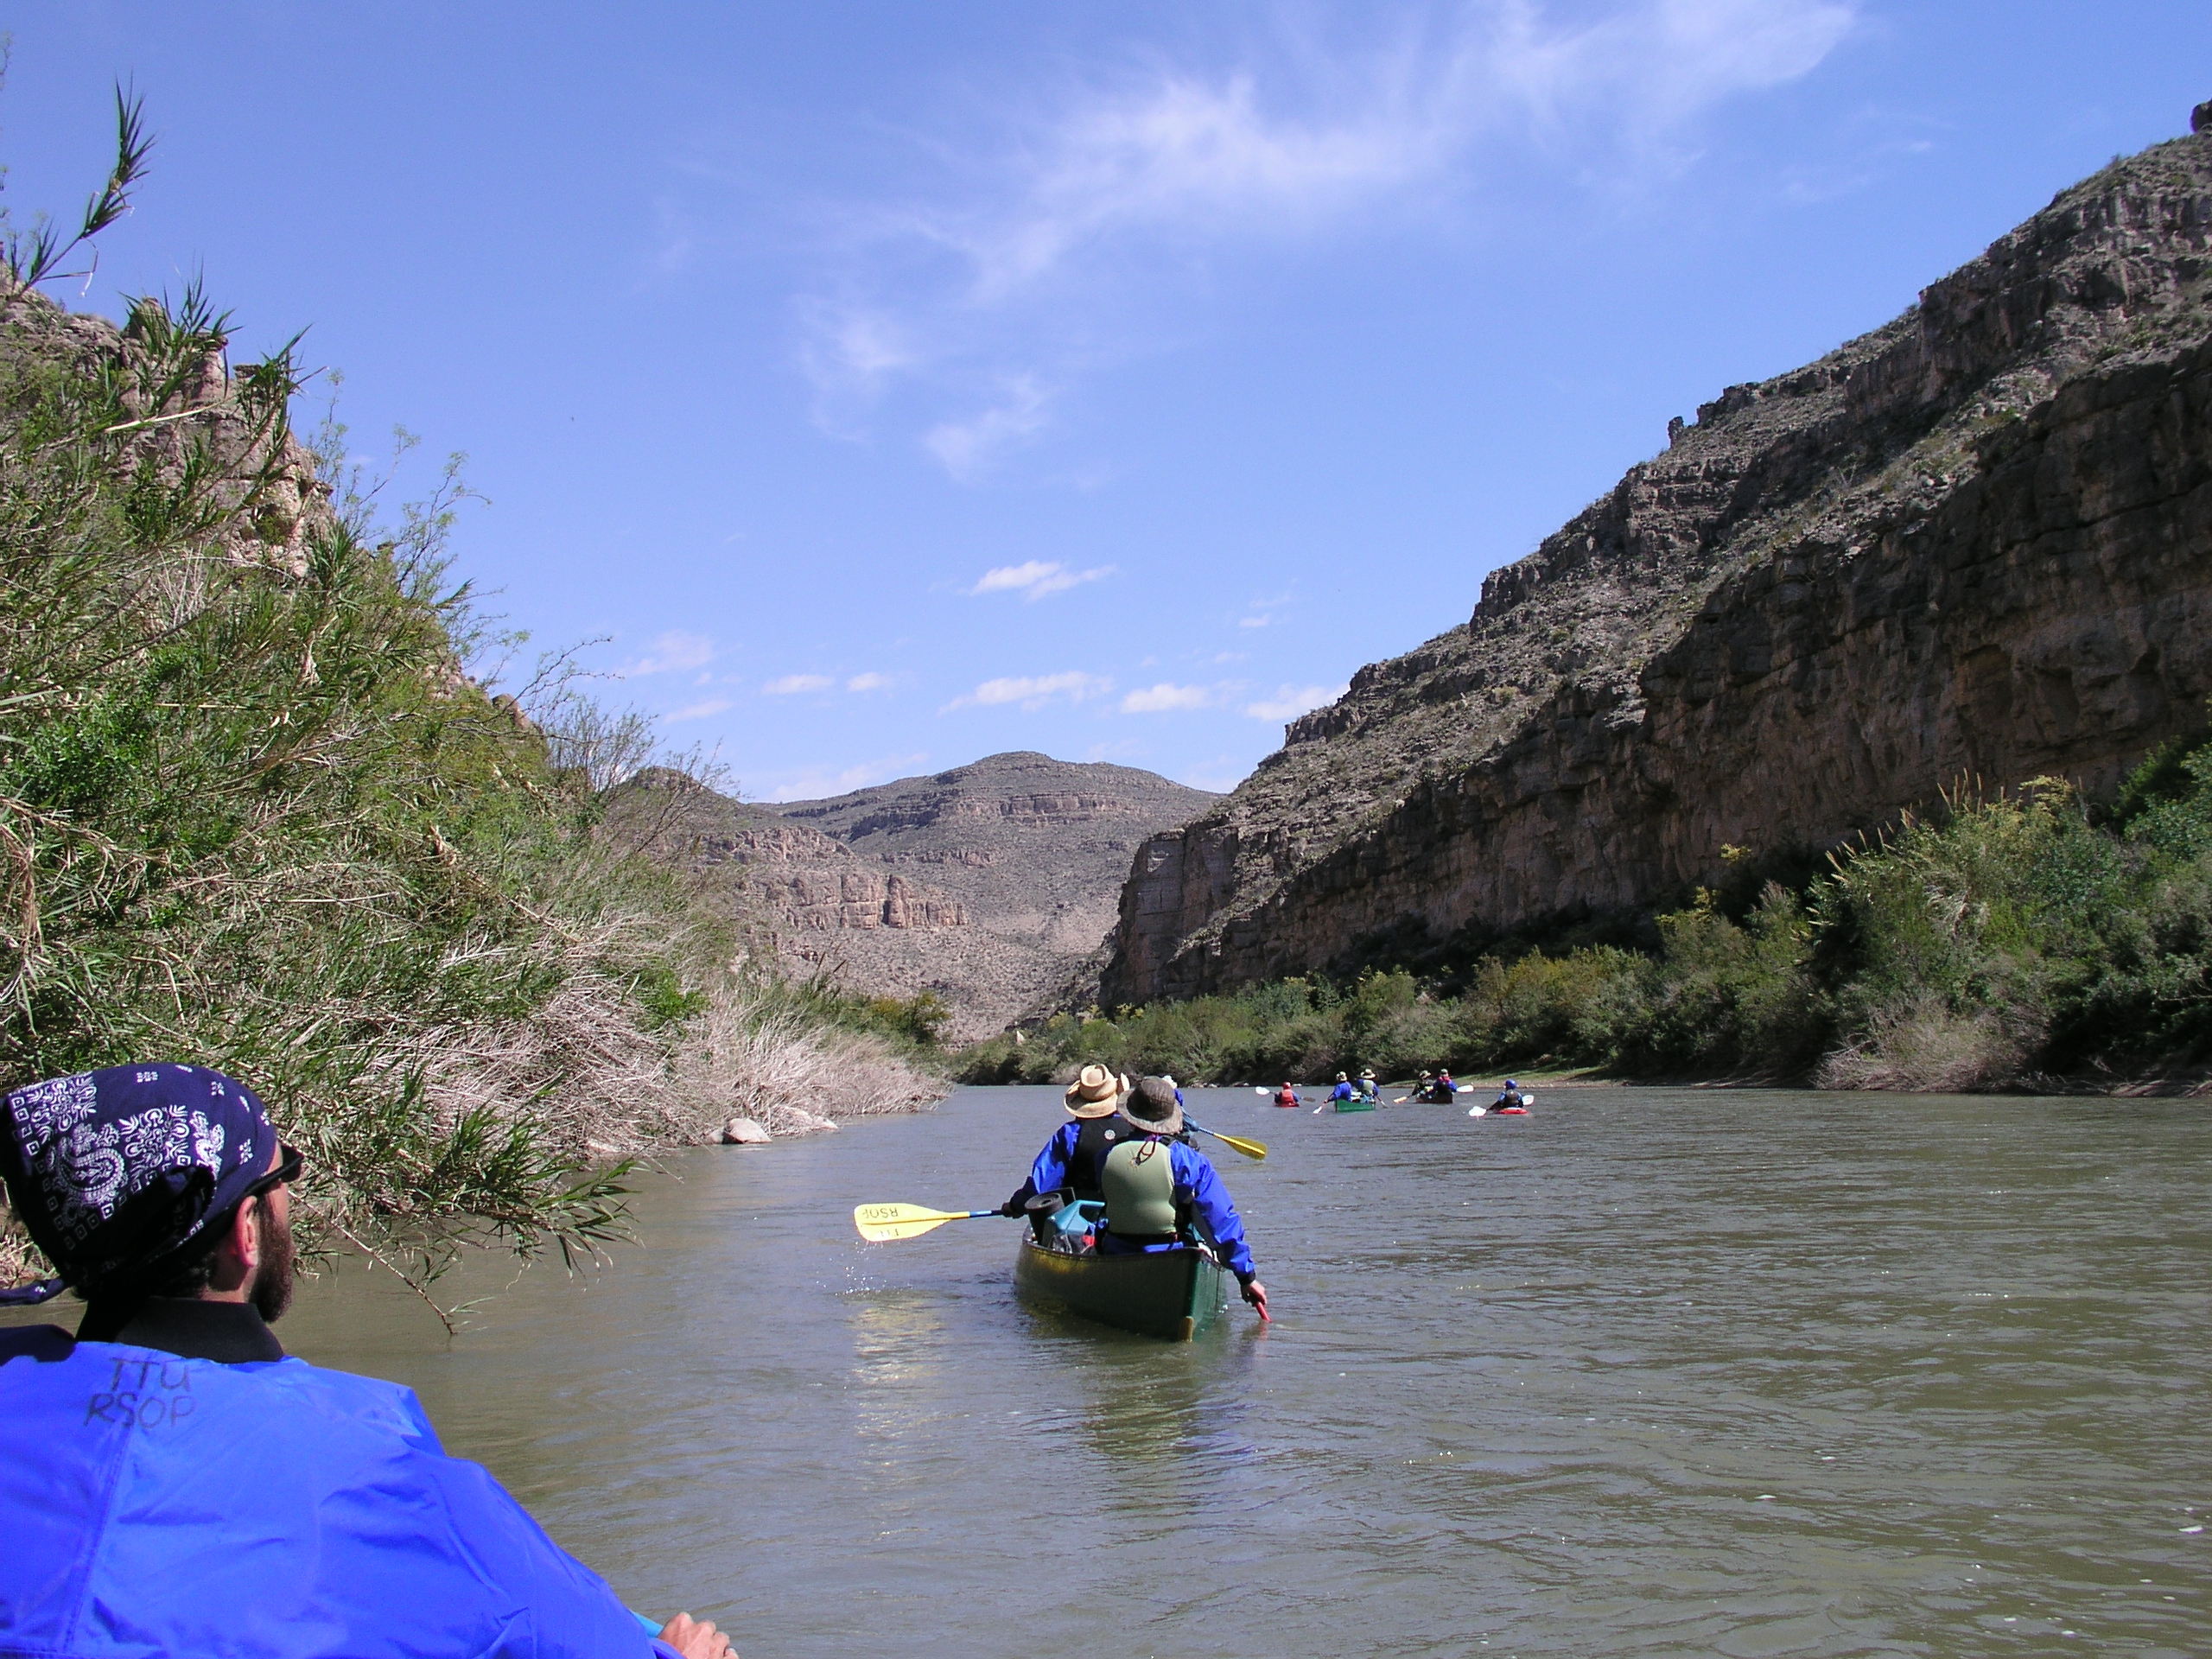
[1103,118,2212,1004]
[607,754,1212,1039]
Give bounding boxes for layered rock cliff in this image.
[1102,119,2212,1005]
[613,753,1212,1039]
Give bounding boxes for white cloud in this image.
[925,375,1052,479]
[766,752,931,804]
[1237,613,1274,630]
[800,2,1855,461]
[665,697,734,723]
[846,671,895,692]
[621,630,715,677]
[762,673,835,696]
[1121,683,1219,714]
[968,558,1116,601]
[1246,683,1346,721]
[942,671,1113,712]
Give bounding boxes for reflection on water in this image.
[16,1086,2208,1656]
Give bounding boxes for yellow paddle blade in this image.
[852,1202,987,1243]
[1185,1119,1267,1161]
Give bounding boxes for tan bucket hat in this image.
[1117,1076,1185,1137]
[1063,1064,1128,1118]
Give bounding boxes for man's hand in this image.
[999,1198,1027,1217]
[659,1612,734,1659]
[1239,1277,1269,1319]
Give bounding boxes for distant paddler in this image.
[1272,1081,1303,1108]
[1357,1068,1380,1102]
[1326,1072,1357,1106]
[1098,1077,1268,1319]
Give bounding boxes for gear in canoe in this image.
[1009,1077,1268,1335]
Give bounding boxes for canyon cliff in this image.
[1102,118,2212,1006]
[613,753,1211,1039]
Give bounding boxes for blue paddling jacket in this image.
[0,1324,672,1659]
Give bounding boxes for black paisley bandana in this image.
[0,1064,278,1299]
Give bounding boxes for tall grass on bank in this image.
[965,753,2212,1093]
[0,113,940,1310]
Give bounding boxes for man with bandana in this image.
[0,1063,734,1659]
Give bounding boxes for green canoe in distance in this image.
[1333,1099,1377,1112]
[1013,1236,1225,1340]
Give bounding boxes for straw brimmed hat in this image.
[1118,1076,1185,1137]
[1063,1064,1128,1118]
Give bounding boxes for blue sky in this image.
[5,4,2208,798]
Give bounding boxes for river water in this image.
[64,1087,2212,1653]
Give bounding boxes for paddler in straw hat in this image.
[1097,1077,1268,1318]
[996,1064,1134,1218]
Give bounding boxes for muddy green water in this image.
[86,1089,2212,1652]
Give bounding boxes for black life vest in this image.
[1069,1115,1127,1202]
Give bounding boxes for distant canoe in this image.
[1332,1098,1377,1112]
[1013,1236,1224,1340]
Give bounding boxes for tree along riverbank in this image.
[963,741,2212,1095]
[0,111,942,1309]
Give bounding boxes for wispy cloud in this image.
[1121,682,1221,714]
[621,630,715,676]
[799,1,1857,473]
[925,375,1052,479]
[968,558,1116,601]
[846,671,895,692]
[941,671,1113,712]
[665,697,734,723]
[763,673,835,696]
[766,752,931,804]
[1246,683,1346,721]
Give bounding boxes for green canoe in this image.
[1333,1098,1376,1112]
[1013,1236,1225,1340]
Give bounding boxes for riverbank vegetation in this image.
[962,752,2212,1094]
[0,106,940,1306]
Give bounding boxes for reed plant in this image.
[0,104,942,1312]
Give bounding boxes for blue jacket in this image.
[1018,1118,1086,1205]
[1328,1082,1354,1101]
[1099,1137,1257,1281]
[0,1325,671,1659]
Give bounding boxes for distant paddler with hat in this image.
[1097,1077,1268,1318]
[1326,1071,1357,1106]
[997,1064,1135,1220]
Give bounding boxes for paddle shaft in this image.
[852,1203,1005,1242]
[1185,1118,1267,1160]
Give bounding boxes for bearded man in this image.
[0,1063,731,1659]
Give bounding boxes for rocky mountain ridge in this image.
[611,753,1212,1039]
[1102,117,2212,1005]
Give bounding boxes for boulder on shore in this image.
[720,1117,771,1145]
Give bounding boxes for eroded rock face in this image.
[1102,123,2212,1004]
[609,754,1212,1039]
[0,288,334,577]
